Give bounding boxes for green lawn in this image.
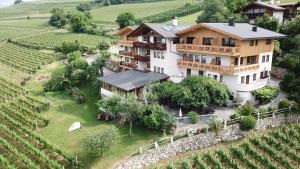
[0,18,50,28]
[9,62,161,169]
[91,0,198,23]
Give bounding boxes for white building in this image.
[103,18,285,101]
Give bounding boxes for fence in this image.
[175,114,216,127]
[132,106,292,156]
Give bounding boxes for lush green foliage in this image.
[82,127,118,156]
[44,67,67,92]
[137,3,202,24]
[209,118,223,135]
[196,0,247,23]
[187,111,199,124]
[116,12,136,29]
[70,11,94,33]
[76,2,92,12]
[236,101,256,117]
[240,116,257,131]
[252,86,280,104]
[147,76,230,111]
[55,41,81,54]
[48,8,68,28]
[255,14,280,31]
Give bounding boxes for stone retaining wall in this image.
[115,113,300,169]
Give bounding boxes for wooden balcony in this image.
[176,44,240,56]
[177,60,259,75]
[119,51,134,57]
[118,40,135,47]
[119,61,137,69]
[133,42,167,50]
[134,54,150,62]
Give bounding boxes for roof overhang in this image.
[127,23,164,38]
[113,26,135,36]
[241,2,286,11]
[176,23,243,40]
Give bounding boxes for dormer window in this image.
[203,37,213,45]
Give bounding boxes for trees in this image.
[54,41,81,54]
[122,94,144,136]
[48,8,68,28]
[116,12,136,29]
[43,67,68,92]
[76,3,92,12]
[97,40,110,51]
[65,57,93,85]
[82,127,118,156]
[96,95,122,118]
[225,0,247,12]
[196,0,228,23]
[255,14,280,31]
[69,12,93,33]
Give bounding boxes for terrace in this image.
[133,42,167,50]
[176,44,240,56]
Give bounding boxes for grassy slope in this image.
[0,62,160,169]
[87,0,198,23]
[0,18,50,28]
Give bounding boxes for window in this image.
[220,75,223,82]
[215,57,221,65]
[203,37,212,45]
[161,68,164,74]
[199,71,204,76]
[157,67,161,73]
[195,55,200,62]
[266,39,271,45]
[234,58,239,65]
[255,40,258,46]
[125,46,129,51]
[147,63,150,68]
[187,69,191,76]
[253,73,257,81]
[125,57,130,62]
[241,76,245,83]
[250,40,254,46]
[157,52,161,58]
[247,56,256,64]
[260,71,264,78]
[187,37,195,44]
[213,75,218,80]
[146,50,150,56]
[266,55,270,62]
[240,57,244,65]
[201,55,206,63]
[153,52,156,58]
[173,37,180,44]
[154,66,156,72]
[143,36,150,42]
[188,54,194,61]
[154,37,162,43]
[262,55,266,63]
[222,38,235,47]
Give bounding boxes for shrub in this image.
[55,41,81,54]
[252,86,280,104]
[240,116,257,131]
[116,12,136,29]
[43,67,68,92]
[82,126,118,156]
[67,87,86,104]
[236,101,256,116]
[209,118,223,135]
[76,2,91,12]
[97,40,110,51]
[188,111,199,124]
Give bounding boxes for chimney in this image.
[229,17,235,27]
[252,26,257,32]
[172,17,178,26]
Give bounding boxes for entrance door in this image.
[246,75,250,84]
[187,69,191,76]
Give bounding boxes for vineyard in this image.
[137,3,202,24]
[0,42,56,73]
[157,124,300,169]
[15,31,115,49]
[0,76,72,169]
[0,26,47,41]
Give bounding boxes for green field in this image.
[15,30,114,49]
[152,124,300,169]
[0,18,50,28]
[0,26,48,41]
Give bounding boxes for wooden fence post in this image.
[224,120,227,131]
[154,142,159,149]
[170,136,173,143]
[139,147,143,154]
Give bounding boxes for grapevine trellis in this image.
[162,124,300,169]
[0,42,56,73]
[0,77,73,169]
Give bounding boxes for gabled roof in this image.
[242,2,286,11]
[113,26,138,36]
[176,23,286,40]
[277,2,300,7]
[99,69,168,91]
[127,23,192,38]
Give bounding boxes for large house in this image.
[241,0,300,24]
[99,18,285,101]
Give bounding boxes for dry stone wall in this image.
[115,113,300,169]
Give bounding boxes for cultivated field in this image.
[0,26,48,41]
[16,30,115,49]
[0,18,50,28]
[0,42,56,73]
[153,124,300,169]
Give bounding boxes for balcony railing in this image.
[118,40,135,47]
[134,54,150,62]
[176,44,240,56]
[177,60,259,74]
[119,51,134,57]
[133,42,167,50]
[119,61,137,69]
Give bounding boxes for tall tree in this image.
[255,14,280,31]
[69,12,93,33]
[48,8,68,28]
[116,12,136,29]
[196,0,228,23]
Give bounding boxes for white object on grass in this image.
[179,108,182,117]
[68,122,81,132]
